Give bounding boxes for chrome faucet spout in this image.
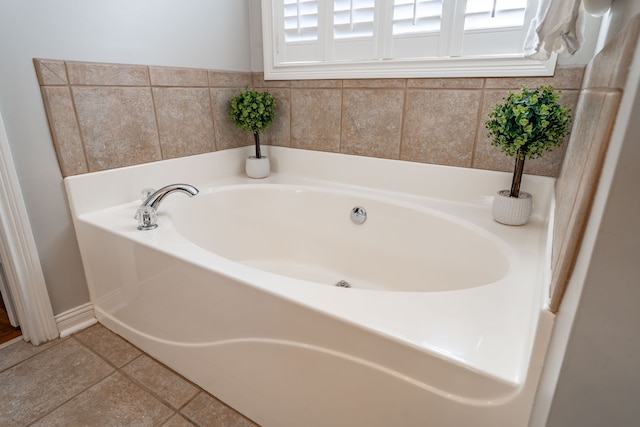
[142,184,199,210]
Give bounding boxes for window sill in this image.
[263,54,558,81]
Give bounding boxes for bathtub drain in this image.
[335,280,351,288]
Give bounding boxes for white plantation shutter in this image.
[464,0,527,31]
[334,0,375,39]
[283,0,318,42]
[391,0,442,59]
[392,0,442,35]
[333,0,378,61]
[263,0,552,78]
[462,0,533,56]
[279,0,321,62]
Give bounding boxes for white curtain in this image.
[524,0,584,60]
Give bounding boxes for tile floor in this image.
[0,323,259,426]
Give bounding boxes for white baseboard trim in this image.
[55,302,97,338]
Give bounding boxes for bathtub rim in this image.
[64,146,555,219]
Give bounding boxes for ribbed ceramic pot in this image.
[245,156,270,179]
[492,190,533,225]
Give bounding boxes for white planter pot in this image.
[492,190,533,226]
[245,156,270,179]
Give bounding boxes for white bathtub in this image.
[65,146,555,427]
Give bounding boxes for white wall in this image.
[531,1,640,425]
[0,0,252,314]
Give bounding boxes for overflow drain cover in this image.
[335,280,351,288]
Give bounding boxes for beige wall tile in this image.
[153,87,216,159]
[149,66,208,87]
[402,90,481,167]
[551,91,621,305]
[210,87,254,150]
[342,78,406,88]
[291,88,342,152]
[407,78,484,89]
[209,70,252,88]
[37,59,580,178]
[66,61,150,86]
[73,86,161,171]
[291,79,343,88]
[33,58,68,85]
[252,72,291,88]
[341,89,404,158]
[260,88,291,147]
[485,65,585,90]
[583,15,640,90]
[611,16,640,89]
[40,86,88,176]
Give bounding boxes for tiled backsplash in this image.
[549,14,639,312]
[34,58,584,178]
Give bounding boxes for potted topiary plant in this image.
[229,86,276,178]
[486,85,571,225]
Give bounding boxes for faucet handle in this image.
[139,187,156,202]
[135,206,158,230]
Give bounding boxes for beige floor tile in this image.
[75,323,142,367]
[0,338,59,372]
[162,414,196,426]
[0,338,114,425]
[123,354,199,409]
[181,392,259,427]
[31,372,173,426]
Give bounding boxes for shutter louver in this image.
[464,0,527,31]
[461,0,531,55]
[284,0,319,42]
[334,0,376,39]
[392,0,443,35]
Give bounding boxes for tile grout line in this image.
[35,333,179,425]
[25,336,117,426]
[0,337,66,375]
[71,326,208,422]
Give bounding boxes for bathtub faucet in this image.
[141,183,199,210]
[135,183,199,230]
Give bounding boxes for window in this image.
[261,0,556,79]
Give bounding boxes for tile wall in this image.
[34,58,584,178]
[549,15,639,312]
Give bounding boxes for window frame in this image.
[261,0,557,80]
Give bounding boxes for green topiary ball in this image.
[229,86,276,134]
[486,85,571,160]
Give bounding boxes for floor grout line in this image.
[26,370,118,427]
[0,336,66,375]
[2,323,258,426]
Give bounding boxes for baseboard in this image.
[55,302,97,338]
